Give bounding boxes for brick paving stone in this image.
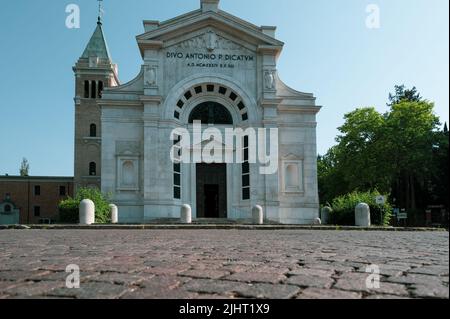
[143,265,191,276]
[180,269,231,280]
[225,272,286,284]
[288,268,335,277]
[183,279,248,296]
[410,284,449,299]
[88,272,148,286]
[384,273,445,286]
[334,272,409,296]
[286,274,334,289]
[297,288,361,299]
[0,270,50,282]
[408,265,449,276]
[0,229,447,299]
[46,282,131,299]
[4,281,65,297]
[233,283,300,299]
[365,294,412,299]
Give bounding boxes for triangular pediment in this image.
[137,10,283,55]
[164,27,255,54]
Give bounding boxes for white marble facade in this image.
[99,0,321,224]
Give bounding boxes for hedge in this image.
[58,187,111,224]
[327,191,392,226]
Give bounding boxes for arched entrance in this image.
[171,81,253,220]
[189,101,232,219]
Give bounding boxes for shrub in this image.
[328,191,392,226]
[58,198,79,223]
[58,187,112,224]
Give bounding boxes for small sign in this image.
[397,209,407,220]
[375,195,386,205]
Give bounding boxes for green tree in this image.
[385,100,440,209]
[318,147,348,205]
[318,86,444,217]
[19,158,30,176]
[334,107,391,193]
[387,84,422,106]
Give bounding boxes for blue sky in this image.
[0,0,448,176]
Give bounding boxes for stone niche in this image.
[116,141,141,191]
[280,148,305,195]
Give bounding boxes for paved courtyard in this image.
[0,229,448,299]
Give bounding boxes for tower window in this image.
[90,124,97,137]
[84,81,90,98]
[89,162,97,176]
[34,185,41,196]
[91,81,97,99]
[98,81,104,98]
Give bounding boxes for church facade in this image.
[74,0,321,224]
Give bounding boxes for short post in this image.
[252,205,263,225]
[79,199,95,225]
[321,206,332,225]
[180,204,192,224]
[313,218,322,225]
[110,204,118,224]
[355,203,371,227]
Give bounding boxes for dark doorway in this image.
[204,185,219,218]
[196,164,227,218]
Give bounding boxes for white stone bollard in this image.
[321,206,332,225]
[355,203,371,227]
[252,205,264,225]
[313,217,322,225]
[180,204,192,224]
[110,204,118,224]
[79,199,95,225]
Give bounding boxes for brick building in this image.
[0,176,74,225]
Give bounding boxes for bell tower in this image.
[73,10,119,190]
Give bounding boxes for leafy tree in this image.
[335,107,391,193]
[387,84,422,106]
[385,100,440,209]
[318,147,348,205]
[318,86,445,218]
[19,158,30,176]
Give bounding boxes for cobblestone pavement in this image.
[0,230,448,299]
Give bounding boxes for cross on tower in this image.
[97,0,104,24]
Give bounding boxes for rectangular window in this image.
[242,136,250,200]
[34,206,41,217]
[34,185,41,196]
[59,186,66,196]
[242,188,250,201]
